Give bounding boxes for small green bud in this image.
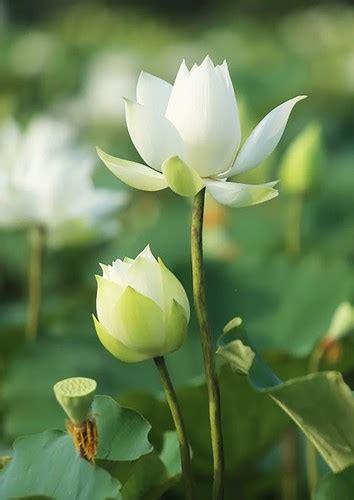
[53,377,97,425]
[327,302,354,341]
[279,123,325,195]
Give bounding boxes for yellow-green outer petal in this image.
[93,315,149,363]
[97,147,168,191]
[164,299,188,353]
[96,275,122,333]
[162,156,204,197]
[158,257,190,320]
[205,179,278,208]
[115,286,165,356]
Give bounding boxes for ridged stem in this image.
[154,356,194,500]
[191,188,224,500]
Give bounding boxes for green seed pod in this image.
[279,122,325,195]
[53,377,97,425]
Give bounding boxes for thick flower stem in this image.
[154,356,194,500]
[191,188,224,500]
[26,225,45,341]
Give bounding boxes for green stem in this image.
[286,194,304,257]
[306,345,324,498]
[154,356,194,500]
[191,188,224,500]
[26,226,45,341]
[281,427,298,500]
[306,438,318,500]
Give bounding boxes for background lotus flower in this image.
[97,56,306,207]
[0,116,127,246]
[93,246,190,363]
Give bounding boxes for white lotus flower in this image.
[93,245,190,363]
[0,117,127,245]
[97,56,306,207]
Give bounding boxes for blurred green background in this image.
[1,0,354,498]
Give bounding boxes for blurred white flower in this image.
[98,56,306,207]
[93,245,190,363]
[59,51,139,127]
[83,52,138,125]
[0,116,127,245]
[9,31,58,78]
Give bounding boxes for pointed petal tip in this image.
[291,95,308,104]
[179,59,189,72]
[139,243,156,262]
[201,54,214,68]
[96,145,105,158]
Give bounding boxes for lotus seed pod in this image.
[53,377,97,424]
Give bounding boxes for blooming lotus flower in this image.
[0,117,126,245]
[93,246,190,362]
[97,56,306,207]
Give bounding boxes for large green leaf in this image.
[221,255,354,356]
[93,395,153,461]
[0,430,121,500]
[119,364,288,478]
[315,465,354,500]
[121,431,181,500]
[217,332,354,473]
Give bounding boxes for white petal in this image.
[101,259,132,285]
[137,244,158,263]
[205,179,279,207]
[166,56,240,177]
[173,59,190,84]
[97,147,168,191]
[96,275,123,332]
[124,98,185,171]
[125,252,162,307]
[215,60,232,88]
[136,71,172,115]
[228,96,307,177]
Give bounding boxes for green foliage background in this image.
[1,1,354,498]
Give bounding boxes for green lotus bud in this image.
[279,122,324,195]
[93,245,190,363]
[327,302,354,341]
[53,377,97,424]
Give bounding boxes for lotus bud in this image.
[279,122,325,195]
[53,377,97,425]
[327,302,354,342]
[93,245,190,363]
